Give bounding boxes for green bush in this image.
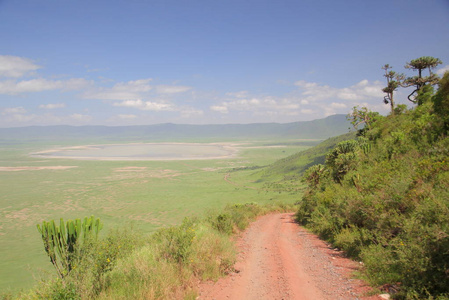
[209,213,233,235]
[153,217,197,264]
[297,77,449,298]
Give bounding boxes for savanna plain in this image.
[0,138,313,292]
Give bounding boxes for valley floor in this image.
[198,213,381,300]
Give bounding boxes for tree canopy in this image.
[381,56,443,108]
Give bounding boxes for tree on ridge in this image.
[381,64,399,114]
[401,56,442,104]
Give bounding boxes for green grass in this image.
[0,139,307,292]
[11,202,294,300]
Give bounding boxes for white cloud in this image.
[437,65,449,76]
[0,111,99,127]
[117,114,138,119]
[331,102,347,108]
[113,99,174,111]
[2,106,27,115]
[70,113,92,122]
[210,105,229,113]
[225,91,249,98]
[39,103,66,109]
[337,88,359,100]
[294,79,384,103]
[0,55,41,78]
[62,78,92,91]
[301,109,314,114]
[84,79,152,100]
[180,108,204,118]
[211,94,300,116]
[4,113,36,123]
[155,85,191,94]
[0,78,91,95]
[294,80,318,89]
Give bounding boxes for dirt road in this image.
[198,213,380,300]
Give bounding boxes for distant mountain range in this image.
[0,114,351,144]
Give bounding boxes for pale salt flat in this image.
[31,143,239,161]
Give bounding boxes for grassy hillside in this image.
[259,131,356,181]
[296,73,449,299]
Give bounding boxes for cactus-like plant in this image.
[37,216,102,278]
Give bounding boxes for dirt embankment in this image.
[198,213,381,300]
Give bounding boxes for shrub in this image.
[298,79,449,298]
[153,217,197,264]
[209,213,233,235]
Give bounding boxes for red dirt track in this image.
[198,213,380,300]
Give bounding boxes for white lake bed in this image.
[31,143,239,161]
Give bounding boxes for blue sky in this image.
[1,0,448,127]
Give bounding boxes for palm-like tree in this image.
[382,64,399,114]
[401,56,442,103]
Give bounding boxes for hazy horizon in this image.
[0,113,347,129]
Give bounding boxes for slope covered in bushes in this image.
[296,73,449,299]
[260,131,356,180]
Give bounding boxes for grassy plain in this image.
[0,139,313,292]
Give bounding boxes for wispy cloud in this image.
[179,107,203,118]
[436,65,449,76]
[0,55,41,78]
[83,79,153,100]
[0,54,393,126]
[294,79,383,103]
[210,105,229,114]
[70,113,92,122]
[301,108,314,114]
[117,114,138,119]
[208,79,388,122]
[113,99,174,111]
[39,103,66,109]
[2,106,27,115]
[211,96,299,114]
[155,85,191,94]
[225,91,249,98]
[0,78,91,95]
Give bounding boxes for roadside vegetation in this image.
[297,62,449,298]
[2,202,293,300]
[3,56,447,299]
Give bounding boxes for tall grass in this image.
[7,202,294,300]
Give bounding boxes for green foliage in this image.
[303,164,327,188]
[36,216,102,279]
[28,279,80,300]
[382,64,400,114]
[258,131,356,192]
[401,56,442,104]
[0,137,303,291]
[347,106,382,132]
[22,202,293,299]
[433,72,449,133]
[394,104,408,115]
[154,217,197,264]
[325,139,361,182]
[297,75,449,298]
[209,214,234,235]
[416,84,435,106]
